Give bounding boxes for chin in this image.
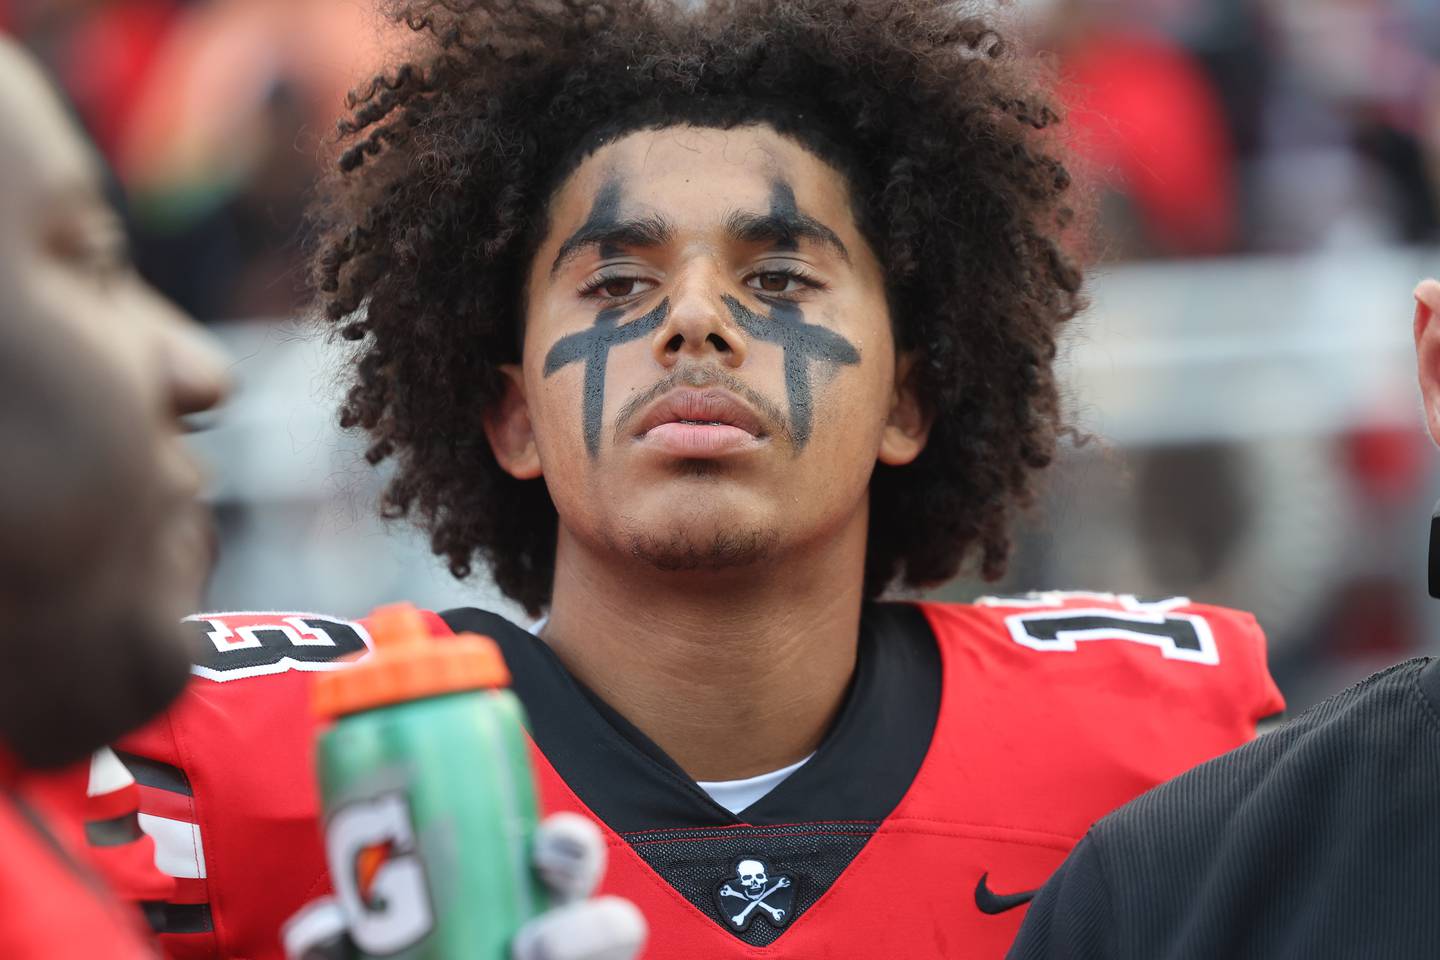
[611,478,784,566]
[577,469,791,570]
[624,525,779,572]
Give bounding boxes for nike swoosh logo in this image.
[974,872,1038,915]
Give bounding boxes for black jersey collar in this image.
[439,602,941,834]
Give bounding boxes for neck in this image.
[543,511,868,782]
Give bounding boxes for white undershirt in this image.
[529,616,814,815]
[696,754,814,815]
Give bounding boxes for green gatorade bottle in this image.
[312,603,548,959]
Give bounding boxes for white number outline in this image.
[186,612,373,683]
[982,594,1221,666]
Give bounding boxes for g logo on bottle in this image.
[326,792,435,955]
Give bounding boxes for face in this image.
[487,125,927,574]
[0,40,229,765]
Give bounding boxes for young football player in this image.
[1006,277,1440,960]
[110,2,1286,957]
[0,36,228,957]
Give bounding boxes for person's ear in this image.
[483,364,542,480]
[1414,279,1440,447]
[878,353,932,467]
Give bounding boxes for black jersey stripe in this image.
[142,901,213,935]
[115,751,192,796]
[83,811,144,847]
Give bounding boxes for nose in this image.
[155,306,231,418]
[650,259,747,369]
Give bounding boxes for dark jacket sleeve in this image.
[1006,835,1116,960]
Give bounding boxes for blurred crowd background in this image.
[7,0,1440,711]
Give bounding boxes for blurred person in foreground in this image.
[0,39,639,960]
[0,34,228,956]
[1007,281,1440,958]
[108,3,1286,959]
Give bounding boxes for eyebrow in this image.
[546,195,851,276]
[724,208,850,263]
[550,214,676,276]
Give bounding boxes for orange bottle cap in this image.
[313,603,511,719]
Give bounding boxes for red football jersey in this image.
[102,594,1281,958]
[1,751,160,960]
[21,749,177,907]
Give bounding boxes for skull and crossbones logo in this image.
[713,857,797,932]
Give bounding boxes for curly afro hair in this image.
[312,0,1084,616]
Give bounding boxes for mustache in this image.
[612,364,793,445]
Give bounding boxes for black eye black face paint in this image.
[712,182,862,448]
[545,299,672,457]
[550,178,627,275]
[765,180,848,258]
[721,291,860,448]
[545,178,672,458]
[589,179,625,259]
[768,181,805,251]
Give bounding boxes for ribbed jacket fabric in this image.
[1009,657,1440,959]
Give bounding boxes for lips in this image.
[632,389,767,439]
[631,389,769,458]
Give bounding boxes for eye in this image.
[753,272,793,293]
[744,266,822,296]
[88,242,134,287]
[45,209,135,290]
[579,271,657,301]
[70,244,133,293]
